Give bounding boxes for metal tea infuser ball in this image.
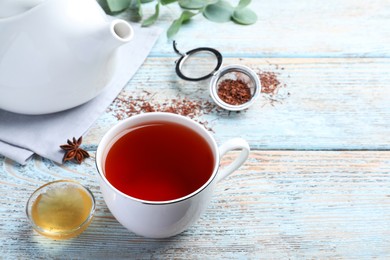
[173,41,261,111]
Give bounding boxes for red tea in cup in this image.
[104,121,215,201]
[96,112,250,238]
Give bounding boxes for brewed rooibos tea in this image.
[104,121,215,201]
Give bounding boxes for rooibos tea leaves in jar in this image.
[104,121,214,201]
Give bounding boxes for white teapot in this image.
[0,0,133,114]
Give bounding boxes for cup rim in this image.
[95,112,220,205]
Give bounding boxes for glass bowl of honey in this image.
[26,180,96,240]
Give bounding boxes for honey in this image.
[26,180,95,240]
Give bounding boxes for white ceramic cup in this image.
[95,112,250,238]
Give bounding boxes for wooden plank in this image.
[1,151,389,258]
[86,57,390,150]
[125,0,390,57]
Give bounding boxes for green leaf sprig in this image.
[100,0,257,39]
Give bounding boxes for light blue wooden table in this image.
[1,1,390,258]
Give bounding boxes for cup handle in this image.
[216,138,250,183]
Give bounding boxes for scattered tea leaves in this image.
[107,92,223,132]
[255,64,291,106]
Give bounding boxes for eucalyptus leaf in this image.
[232,7,257,25]
[236,0,251,9]
[178,0,205,10]
[97,0,110,13]
[129,0,141,9]
[142,2,160,26]
[107,0,131,12]
[160,0,177,5]
[167,10,197,39]
[203,0,233,23]
[97,0,257,38]
[128,0,143,21]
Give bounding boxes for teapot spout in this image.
[107,19,134,48]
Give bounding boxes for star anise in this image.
[60,136,90,164]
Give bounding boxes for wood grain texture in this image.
[2,0,390,258]
[1,151,389,259]
[86,57,390,150]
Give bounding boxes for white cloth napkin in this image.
[0,23,162,165]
